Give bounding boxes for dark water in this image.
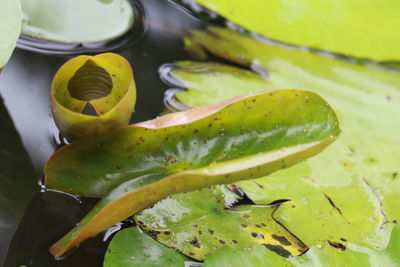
[0,0,205,266]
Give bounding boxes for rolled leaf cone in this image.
[51,53,136,141]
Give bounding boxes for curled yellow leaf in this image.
[51,53,136,140]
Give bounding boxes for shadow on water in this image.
[0,0,204,266]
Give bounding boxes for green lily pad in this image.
[135,186,308,261]
[104,227,191,267]
[47,89,339,257]
[203,225,400,267]
[193,0,400,61]
[20,0,134,43]
[164,27,400,249]
[0,98,37,263]
[51,53,136,140]
[0,0,21,68]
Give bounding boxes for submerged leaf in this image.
[193,0,400,61]
[0,0,21,68]
[135,186,308,261]
[203,225,400,267]
[0,98,37,263]
[51,53,136,140]
[20,0,134,43]
[164,27,400,249]
[47,90,339,257]
[104,227,190,267]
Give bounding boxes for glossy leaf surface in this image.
[46,89,339,197]
[20,0,134,43]
[0,0,21,68]
[165,27,400,249]
[49,174,166,257]
[135,186,308,261]
[47,89,339,256]
[51,53,136,140]
[193,0,400,61]
[203,225,400,267]
[104,227,190,267]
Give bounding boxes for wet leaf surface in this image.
[192,0,400,61]
[47,89,339,257]
[0,97,38,264]
[46,89,339,198]
[20,0,134,43]
[104,227,191,267]
[0,0,21,68]
[165,27,400,250]
[203,225,400,267]
[135,186,308,260]
[51,53,136,140]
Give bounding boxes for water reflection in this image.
[1,0,204,265]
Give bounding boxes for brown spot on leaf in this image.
[189,238,201,248]
[271,234,292,246]
[328,240,346,251]
[251,232,264,239]
[263,244,292,258]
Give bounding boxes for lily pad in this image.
[104,227,191,267]
[51,53,136,140]
[0,98,37,263]
[47,89,339,257]
[20,0,134,43]
[135,186,308,260]
[192,0,400,61]
[0,0,22,68]
[203,225,400,267]
[165,27,400,239]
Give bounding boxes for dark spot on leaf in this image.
[297,242,307,249]
[386,95,392,101]
[241,224,248,228]
[232,240,238,244]
[253,181,264,188]
[328,240,346,251]
[164,231,171,235]
[255,225,261,228]
[189,252,196,256]
[392,172,398,180]
[243,214,250,218]
[198,230,202,235]
[271,234,292,246]
[190,238,201,248]
[208,229,214,235]
[193,129,199,134]
[261,223,267,227]
[340,238,347,242]
[219,240,226,244]
[251,232,264,239]
[263,244,292,258]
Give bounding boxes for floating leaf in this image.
[192,0,400,61]
[163,27,400,248]
[237,168,389,250]
[20,0,134,43]
[47,89,339,256]
[203,225,400,267]
[0,98,37,264]
[0,0,21,68]
[46,89,339,197]
[135,186,307,261]
[51,53,136,140]
[104,227,191,267]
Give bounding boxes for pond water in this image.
[0,0,208,265]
